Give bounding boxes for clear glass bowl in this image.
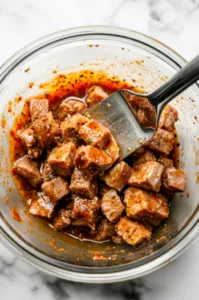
[0,26,198,283]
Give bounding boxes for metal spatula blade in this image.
[86,91,153,159]
[86,54,199,160]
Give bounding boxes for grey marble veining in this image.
[0,0,199,299]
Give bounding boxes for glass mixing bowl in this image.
[0,26,198,283]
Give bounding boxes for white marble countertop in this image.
[0,0,199,299]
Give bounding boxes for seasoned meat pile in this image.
[11,83,187,247]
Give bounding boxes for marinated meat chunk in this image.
[32,112,60,148]
[70,168,97,199]
[158,157,174,169]
[41,161,53,180]
[101,189,124,223]
[133,150,156,167]
[128,162,164,192]
[159,105,178,131]
[96,219,116,241]
[60,113,88,143]
[48,142,76,177]
[111,235,125,244]
[52,209,71,230]
[79,120,111,149]
[115,217,152,246]
[126,94,156,129]
[147,128,174,155]
[75,145,112,174]
[29,98,49,121]
[162,168,187,192]
[27,146,43,159]
[13,156,42,187]
[41,177,70,202]
[86,86,108,107]
[18,127,37,148]
[102,161,132,192]
[105,135,120,164]
[124,187,169,225]
[72,195,99,223]
[59,100,87,120]
[29,193,55,218]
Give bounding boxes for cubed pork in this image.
[41,177,70,202]
[95,219,116,241]
[101,189,124,223]
[128,161,164,192]
[48,142,76,177]
[105,135,120,164]
[133,150,156,167]
[13,156,42,187]
[59,100,87,120]
[159,105,178,131]
[147,128,174,155]
[52,209,71,230]
[60,113,88,143]
[70,168,97,199]
[32,112,60,148]
[72,195,99,223]
[29,193,56,218]
[124,187,169,225]
[74,145,112,174]
[85,86,108,107]
[158,157,174,169]
[18,127,37,148]
[79,120,111,149]
[162,168,187,192]
[29,98,49,121]
[115,217,152,246]
[102,161,132,192]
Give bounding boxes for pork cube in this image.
[59,100,87,120]
[41,177,70,202]
[70,168,97,199]
[127,94,156,129]
[85,86,108,107]
[133,150,156,167]
[115,217,152,246]
[18,127,37,148]
[128,161,164,192]
[74,145,112,174]
[102,161,132,192]
[147,128,174,155]
[27,146,43,159]
[32,112,60,148]
[162,168,187,192]
[29,98,49,121]
[105,135,120,164]
[72,195,99,223]
[79,120,111,149]
[29,193,56,218]
[60,113,88,143]
[159,105,178,132]
[96,219,116,241]
[158,157,174,169]
[52,209,71,230]
[48,142,76,177]
[13,156,42,187]
[101,189,124,223]
[124,187,169,225]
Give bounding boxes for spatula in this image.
[86,54,199,159]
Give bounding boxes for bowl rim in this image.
[0,25,199,283]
